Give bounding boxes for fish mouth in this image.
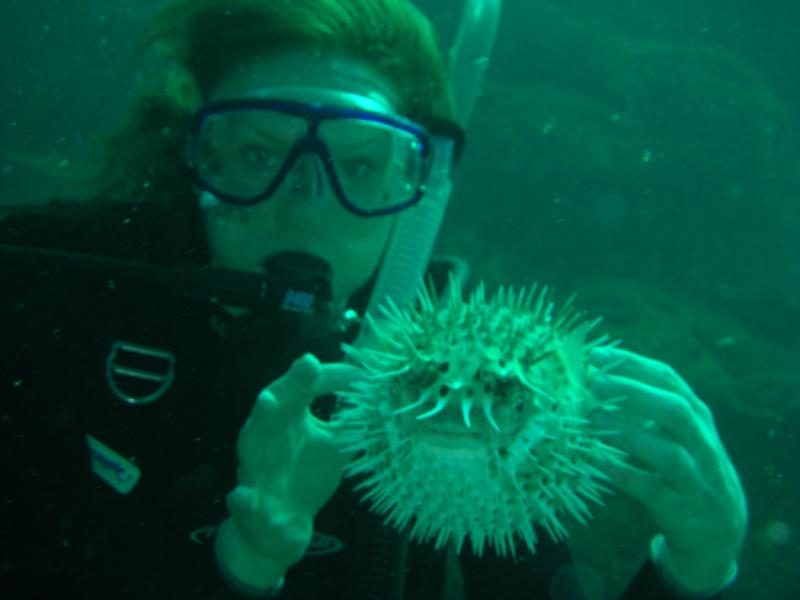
[420,425,483,449]
[427,424,473,435]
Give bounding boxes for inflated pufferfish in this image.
[334,278,627,558]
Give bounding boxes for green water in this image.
[2,1,798,598]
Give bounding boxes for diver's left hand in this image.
[588,346,747,594]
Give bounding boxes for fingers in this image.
[265,354,322,411]
[248,355,365,437]
[264,354,365,413]
[267,354,365,404]
[240,355,322,441]
[590,351,718,468]
[314,362,366,396]
[227,485,260,516]
[595,452,665,504]
[590,347,698,409]
[592,374,695,438]
[592,409,700,492]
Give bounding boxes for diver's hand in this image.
[588,347,747,595]
[216,354,362,591]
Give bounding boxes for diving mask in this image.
[188,89,461,217]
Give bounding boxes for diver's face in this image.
[202,51,400,307]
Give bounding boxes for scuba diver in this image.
[0,0,745,598]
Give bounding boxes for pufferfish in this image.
[334,278,627,558]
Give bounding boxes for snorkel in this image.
[344,4,502,599]
[355,0,502,347]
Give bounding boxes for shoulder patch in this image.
[86,434,141,494]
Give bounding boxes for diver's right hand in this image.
[215,353,362,591]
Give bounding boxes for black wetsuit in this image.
[0,202,718,599]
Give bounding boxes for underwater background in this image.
[2,0,798,598]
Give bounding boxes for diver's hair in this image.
[146,0,454,120]
[86,0,453,261]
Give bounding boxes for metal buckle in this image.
[105,341,176,405]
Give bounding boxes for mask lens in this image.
[193,109,306,201]
[320,118,426,211]
[192,104,428,212]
